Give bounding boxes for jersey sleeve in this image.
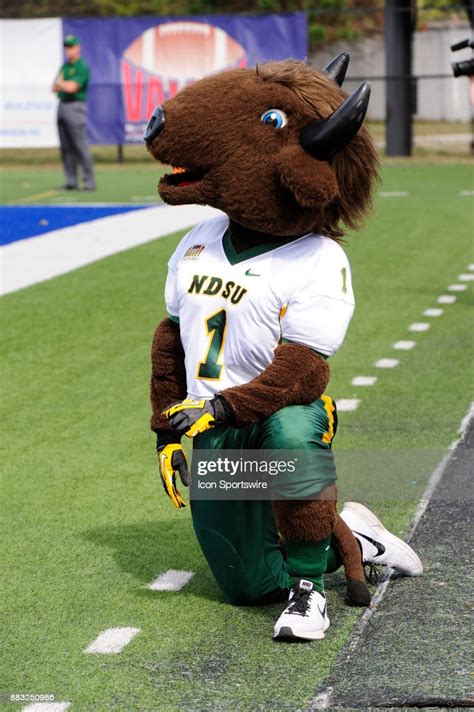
[280,247,355,357]
[164,245,182,321]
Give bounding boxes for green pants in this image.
[191,397,342,605]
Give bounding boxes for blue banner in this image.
[63,14,308,144]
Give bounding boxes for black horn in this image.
[323,52,350,86]
[144,105,165,144]
[300,82,371,161]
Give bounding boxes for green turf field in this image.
[1,164,473,711]
[0,163,167,206]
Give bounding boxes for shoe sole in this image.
[343,502,423,576]
[273,619,330,641]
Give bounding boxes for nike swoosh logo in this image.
[318,603,327,618]
[354,530,386,557]
[245,269,260,277]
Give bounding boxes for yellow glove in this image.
[157,443,190,509]
[163,396,229,438]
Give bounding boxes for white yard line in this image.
[148,569,194,591]
[423,308,443,317]
[408,322,430,332]
[0,204,221,296]
[374,358,399,369]
[351,376,377,386]
[437,295,456,304]
[22,704,70,712]
[84,627,140,654]
[393,340,416,350]
[405,401,474,538]
[336,399,361,412]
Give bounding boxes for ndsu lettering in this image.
[188,274,247,305]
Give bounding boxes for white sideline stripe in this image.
[458,273,474,281]
[311,401,474,710]
[448,283,467,291]
[393,340,416,350]
[0,204,222,296]
[423,308,444,317]
[378,191,409,197]
[148,569,194,591]
[374,358,399,369]
[22,705,70,712]
[437,294,456,304]
[336,399,360,412]
[84,627,140,654]
[407,401,474,536]
[408,322,430,332]
[351,376,377,386]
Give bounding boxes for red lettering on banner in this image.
[122,61,143,122]
[167,80,179,99]
[146,76,164,118]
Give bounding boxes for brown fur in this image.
[221,342,329,428]
[332,514,371,606]
[150,318,187,432]
[147,60,379,237]
[272,485,338,541]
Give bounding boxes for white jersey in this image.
[165,214,355,399]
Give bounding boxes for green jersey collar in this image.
[222,228,308,266]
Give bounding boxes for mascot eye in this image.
[260,109,288,128]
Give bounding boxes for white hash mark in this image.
[393,340,416,350]
[458,273,474,281]
[351,376,377,386]
[375,358,400,368]
[148,570,194,592]
[437,295,456,304]
[409,323,430,332]
[336,399,361,412]
[423,308,444,317]
[22,705,71,712]
[448,284,467,291]
[84,627,140,654]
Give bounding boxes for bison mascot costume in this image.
[145,54,422,641]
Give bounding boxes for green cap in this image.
[64,34,79,47]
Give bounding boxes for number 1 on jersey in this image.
[197,309,227,380]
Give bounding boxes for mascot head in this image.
[145,53,379,238]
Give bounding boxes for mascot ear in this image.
[275,145,339,208]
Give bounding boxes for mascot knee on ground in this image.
[145,54,423,641]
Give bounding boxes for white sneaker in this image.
[273,579,330,641]
[340,502,423,576]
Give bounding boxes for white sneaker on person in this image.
[273,579,330,641]
[340,502,423,576]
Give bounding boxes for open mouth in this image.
[164,167,205,188]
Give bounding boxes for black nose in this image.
[144,105,165,144]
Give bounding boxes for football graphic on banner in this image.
[121,21,247,142]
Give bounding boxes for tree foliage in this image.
[1,1,468,47]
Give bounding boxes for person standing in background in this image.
[52,35,96,191]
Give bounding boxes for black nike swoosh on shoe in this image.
[354,531,386,557]
[317,603,327,618]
